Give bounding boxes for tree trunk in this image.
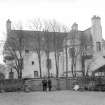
[65,46,68,89]
[71,58,75,77]
[55,51,59,78]
[38,53,42,78]
[18,69,22,79]
[81,56,85,77]
[74,57,77,77]
[46,51,50,78]
[16,66,22,79]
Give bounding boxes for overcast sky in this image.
[0,0,105,64]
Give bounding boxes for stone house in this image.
[3,15,105,79]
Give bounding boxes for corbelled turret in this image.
[91,15,102,42]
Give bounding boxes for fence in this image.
[23,76,105,91]
[0,76,105,92]
[0,79,24,92]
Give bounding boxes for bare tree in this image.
[43,20,61,78]
[4,27,24,79]
[62,26,69,79]
[32,18,43,78]
[43,29,51,78]
[69,30,79,77]
[67,28,93,77]
[48,20,68,78]
[79,32,93,77]
[49,20,61,78]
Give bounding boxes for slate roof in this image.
[4,27,93,54]
[66,28,93,47]
[5,30,67,52]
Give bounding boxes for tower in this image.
[6,19,11,34]
[91,15,103,53]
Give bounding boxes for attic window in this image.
[25,49,29,53]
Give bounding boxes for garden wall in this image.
[0,76,105,92]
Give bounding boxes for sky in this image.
[0,0,105,64]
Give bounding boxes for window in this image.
[32,61,34,65]
[34,71,38,78]
[69,48,75,57]
[9,70,14,79]
[25,49,29,53]
[96,42,101,51]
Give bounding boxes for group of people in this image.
[42,78,52,91]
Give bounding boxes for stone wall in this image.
[0,77,105,92]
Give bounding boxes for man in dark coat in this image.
[48,79,52,91]
[42,78,47,91]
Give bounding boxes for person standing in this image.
[48,79,52,91]
[42,78,47,91]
